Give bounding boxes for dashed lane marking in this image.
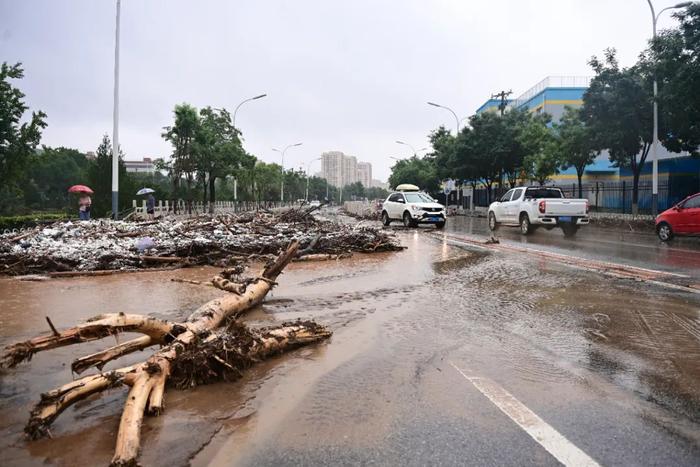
[449,362,601,467]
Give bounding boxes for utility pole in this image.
[491,90,512,116]
[111,0,121,219]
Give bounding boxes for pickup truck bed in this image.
[488,186,589,237]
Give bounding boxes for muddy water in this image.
[1,231,699,466]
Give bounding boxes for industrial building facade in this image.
[473,76,699,211]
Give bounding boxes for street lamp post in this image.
[396,141,428,157]
[111,0,121,219]
[305,157,321,201]
[272,143,303,202]
[427,101,460,134]
[646,0,691,215]
[232,93,266,128]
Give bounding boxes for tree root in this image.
[2,240,333,466]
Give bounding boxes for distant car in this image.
[656,192,700,241]
[488,186,589,237]
[309,200,321,207]
[381,191,446,228]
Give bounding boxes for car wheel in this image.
[488,212,499,231]
[519,214,531,235]
[562,224,579,238]
[657,222,673,241]
[403,211,416,228]
[435,221,445,229]
[382,211,391,226]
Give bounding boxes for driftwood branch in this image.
[1,240,332,467]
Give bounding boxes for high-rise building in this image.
[357,162,372,188]
[321,151,343,188]
[321,151,363,188]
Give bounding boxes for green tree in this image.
[645,4,700,155]
[162,104,200,208]
[461,112,507,199]
[342,181,365,200]
[25,146,90,211]
[195,106,246,209]
[582,49,652,214]
[0,62,47,214]
[87,134,131,217]
[388,156,439,194]
[428,126,456,180]
[518,113,560,185]
[366,186,389,200]
[557,107,597,197]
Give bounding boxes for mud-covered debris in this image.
[0,210,404,275]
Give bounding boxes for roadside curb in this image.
[428,231,700,295]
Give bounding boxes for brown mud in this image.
[1,230,699,465]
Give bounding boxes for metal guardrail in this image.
[510,76,593,109]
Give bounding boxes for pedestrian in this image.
[146,193,156,219]
[78,194,92,220]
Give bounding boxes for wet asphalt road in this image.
[204,227,700,467]
[1,214,699,466]
[444,215,700,281]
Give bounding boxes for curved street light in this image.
[233,93,267,128]
[272,142,303,202]
[646,1,691,214]
[427,101,460,134]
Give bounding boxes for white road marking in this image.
[449,362,601,467]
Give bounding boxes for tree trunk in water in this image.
[1,241,332,466]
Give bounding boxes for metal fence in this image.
[471,181,692,215]
[130,199,299,219]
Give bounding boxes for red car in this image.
[656,192,700,241]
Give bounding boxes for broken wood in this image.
[1,241,331,466]
[293,253,352,262]
[47,266,185,278]
[139,255,190,263]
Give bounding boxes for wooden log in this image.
[25,365,137,439]
[110,241,301,465]
[139,255,190,263]
[71,335,154,374]
[1,313,181,368]
[293,253,351,262]
[47,265,185,278]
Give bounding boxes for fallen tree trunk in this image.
[1,240,332,466]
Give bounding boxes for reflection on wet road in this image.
[1,228,699,466]
[445,215,700,280]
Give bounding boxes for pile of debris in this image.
[0,209,404,276]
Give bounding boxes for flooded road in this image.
[445,215,700,281]
[1,227,700,466]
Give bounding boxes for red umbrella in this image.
[68,185,94,194]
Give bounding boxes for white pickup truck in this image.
[488,186,589,237]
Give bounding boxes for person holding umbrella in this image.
[68,185,94,220]
[137,188,156,219]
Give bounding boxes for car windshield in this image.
[525,188,563,199]
[404,193,433,203]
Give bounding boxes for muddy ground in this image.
[1,218,699,466]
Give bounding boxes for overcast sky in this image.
[0,0,687,181]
